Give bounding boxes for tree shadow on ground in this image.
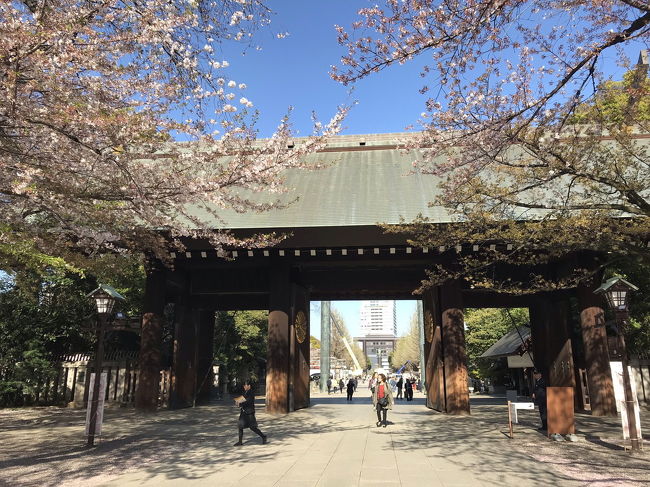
[1,393,649,486]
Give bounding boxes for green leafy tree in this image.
[572,69,650,125]
[465,308,529,383]
[391,313,420,371]
[214,310,268,385]
[0,255,145,406]
[0,271,93,405]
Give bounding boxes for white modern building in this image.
[359,300,396,336]
[356,301,397,370]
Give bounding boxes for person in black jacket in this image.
[532,370,547,431]
[396,377,403,399]
[404,378,413,401]
[346,378,355,401]
[233,380,267,446]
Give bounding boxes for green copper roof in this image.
[194,134,450,230]
[86,283,126,301]
[480,326,531,358]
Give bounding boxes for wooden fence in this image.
[17,351,170,409]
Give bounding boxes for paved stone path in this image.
[1,386,648,486]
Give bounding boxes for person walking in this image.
[532,369,547,431]
[233,380,267,446]
[339,378,345,394]
[369,372,378,396]
[346,378,355,401]
[372,373,394,428]
[388,376,397,394]
[404,378,413,401]
[396,377,403,400]
[327,377,332,394]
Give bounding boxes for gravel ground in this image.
[499,401,650,487]
[1,396,650,487]
[512,432,650,486]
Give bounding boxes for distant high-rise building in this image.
[356,301,397,370]
[359,300,396,336]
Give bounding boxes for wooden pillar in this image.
[423,288,445,412]
[577,281,617,416]
[195,308,215,403]
[417,300,426,388]
[529,299,549,376]
[440,280,470,415]
[292,285,310,411]
[135,260,165,412]
[266,264,291,414]
[170,291,197,409]
[547,300,576,390]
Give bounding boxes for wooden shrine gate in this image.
[132,133,616,417]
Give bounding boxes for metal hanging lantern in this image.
[87,284,125,315]
[594,277,639,312]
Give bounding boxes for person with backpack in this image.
[372,373,394,428]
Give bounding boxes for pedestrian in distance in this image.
[396,376,403,399]
[346,378,355,401]
[369,372,378,396]
[339,378,345,394]
[404,378,413,401]
[372,373,394,428]
[532,369,548,431]
[388,376,397,394]
[327,377,332,394]
[353,376,358,392]
[233,380,267,446]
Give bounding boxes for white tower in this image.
[359,300,397,336]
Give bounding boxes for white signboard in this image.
[508,401,535,438]
[507,354,534,368]
[85,372,107,437]
[508,401,534,424]
[610,361,642,441]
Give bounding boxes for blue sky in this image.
[217,0,430,137]
[309,300,418,340]
[217,1,643,138]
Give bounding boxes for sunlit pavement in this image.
[1,385,648,486]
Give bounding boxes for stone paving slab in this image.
[1,388,649,486]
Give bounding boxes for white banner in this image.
[610,361,642,441]
[85,372,107,437]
